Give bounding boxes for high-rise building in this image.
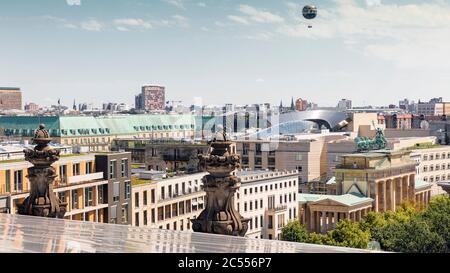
[0,87,22,110]
[135,85,165,111]
[337,99,352,110]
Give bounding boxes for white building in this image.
[131,170,300,240]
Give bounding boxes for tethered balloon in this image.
[302,5,317,28]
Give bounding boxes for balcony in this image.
[267,205,287,213]
[67,172,104,184]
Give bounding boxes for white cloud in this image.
[164,0,185,9]
[227,15,249,25]
[197,2,206,8]
[238,4,284,24]
[66,0,81,6]
[114,18,153,31]
[256,78,265,82]
[80,19,103,31]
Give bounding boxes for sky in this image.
[1,0,450,108]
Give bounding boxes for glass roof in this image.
[0,214,376,253]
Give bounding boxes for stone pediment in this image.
[311,199,350,207]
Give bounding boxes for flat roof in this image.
[0,87,20,91]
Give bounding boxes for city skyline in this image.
[2,0,450,107]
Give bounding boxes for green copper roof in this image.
[415,179,431,190]
[0,114,195,137]
[298,193,373,207]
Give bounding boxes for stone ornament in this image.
[18,124,66,218]
[192,129,249,236]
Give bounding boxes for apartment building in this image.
[131,172,205,231]
[410,145,450,195]
[0,152,132,224]
[236,170,299,240]
[131,170,299,240]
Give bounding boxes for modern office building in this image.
[0,114,195,152]
[0,152,132,224]
[135,85,165,111]
[235,134,347,190]
[0,87,22,110]
[131,170,299,240]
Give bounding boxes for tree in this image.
[421,195,450,249]
[281,220,309,243]
[306,232,330,245]
[381,217,447,253]
[328,219,370,249]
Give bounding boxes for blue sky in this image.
[1,0,450,107]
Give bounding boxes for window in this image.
[143,210,148,226]
[135,192,140,208]
[423,166,428,172]
[161,186,165,200]
[135,212,140,226]
[186,200,191,213]
[179,201,185,215]
[423,155,428,161]
[84,187,93,207]
[143,190,148,205]
[165,205,171,219]
[73,163,80,176]
[255,200,258,210]
[113,181,120,202]
[110,205,117,223]
[109,160,117,179]
[250,201,253,211]
[85,161,93,174]
[72,190,79,209]
[5,170,11,193]
[59,165,67,183]
[158,207,164,221]
[151,209,156,223]
[243,144,249,155]
[125,181,131,199]
[260,215,263,228]
[297,166,303,172]
[182,182,186,194]
[277,214,285,228]
[172,203,178,217]
[98,185,105,204]
[244,202,247,212]
[151,189,155,203]
[268,216,273,229]
[58,192,66,203]
[121,159,129,177]
[14,170,23,192]
[295,154,303,161]
[168,185,172,198]
[122,204,128,224]
[255,144,262,155]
